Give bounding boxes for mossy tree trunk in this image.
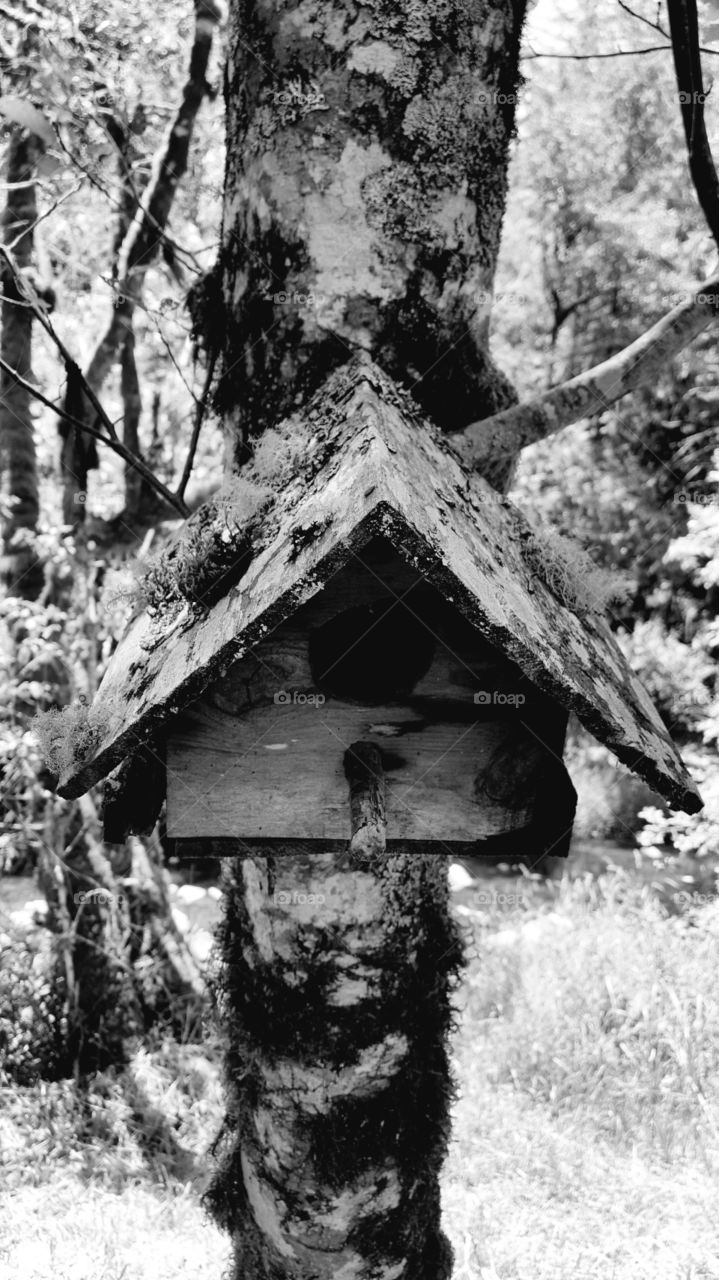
[214,0,525,465]
[0,129,43,599]
[209,848,462,1279]
[207,2,527,1276]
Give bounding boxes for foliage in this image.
[0,532,131,868]
[565,726,660,844]
[618,619,715,737]
[665,460,719,610]
[638,756,719,869]
[499,1,719,634]
[0,910,69,1085]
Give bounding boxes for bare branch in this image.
[459,276,719,485]
[524,44,678,60]
[0,353,188,517]
[59,0,222,522]
[116,0,222,283]
[667,0,719,250]
[176,351,217,501]
[617,0,670,39]
[0,244,121,443]
[0,244,189,517]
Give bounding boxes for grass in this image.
[0,1038,231,1279]
[445,871,719,1278]
[2,866,719,1279]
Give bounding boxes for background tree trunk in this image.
[121,326,156,519]
[38,803,205,1073]
[0,129,43,598]
[60,0,221,525]
[206,2,528,1275]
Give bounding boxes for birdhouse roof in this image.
[56,355,701,813]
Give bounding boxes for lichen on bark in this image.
[215,0,527,464]
[206,845,463,1279]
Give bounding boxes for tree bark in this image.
[217,0,527,464]
[0,129,43,598]
[205,4,528,1273]
[121,326,155,519]
[208,846,462,1280]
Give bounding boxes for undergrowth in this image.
[464,871,719,1168]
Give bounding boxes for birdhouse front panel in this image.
[165,539,570,846]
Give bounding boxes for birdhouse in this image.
[56,357,701,858]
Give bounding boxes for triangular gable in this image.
[56,357,701,813]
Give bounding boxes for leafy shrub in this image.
[565,725,660,843]
[638,754,719,872]
[0,912,70,1084]
[618,619,715,737]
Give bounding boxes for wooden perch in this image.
[345,741,386,867]
[460,273,719,486]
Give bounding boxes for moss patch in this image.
[205,849,463,1278]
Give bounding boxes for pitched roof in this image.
[57,355,701,813]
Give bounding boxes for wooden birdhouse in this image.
[56,357,701,857]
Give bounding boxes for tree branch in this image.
[459,275,719,486]
[667,0,719,250]
[116,0,222,284]
[0,353,188,518]
[176,349,217,501]
[523,44,696,60]
[59,0,222,523]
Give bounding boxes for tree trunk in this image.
[121,327,156,519]
[0,130,43,598]
[206,3,527,1274]
[208,847,462,1279]
[60,0,221,525]
[38,798,205,1073]
[216,0,526,465]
